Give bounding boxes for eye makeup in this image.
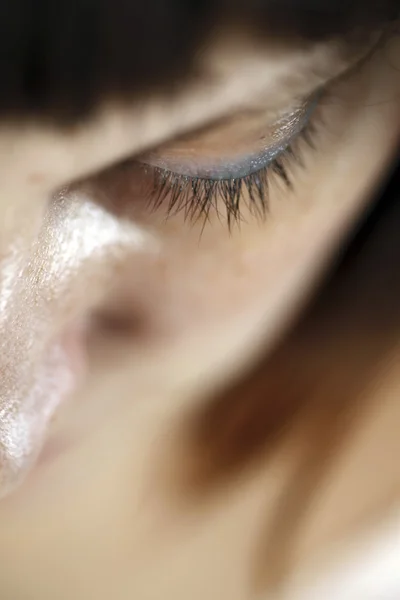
[136,95,321,228]
[141,99,316,180]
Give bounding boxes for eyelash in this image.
[146,116,319,230]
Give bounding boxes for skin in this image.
[0,30,399,598]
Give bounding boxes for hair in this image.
[3,0,400,593]
[0,0,398,120]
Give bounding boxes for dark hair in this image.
[2,0,399,592]
[0,0,398,120]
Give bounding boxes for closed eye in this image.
[136,95,321,228]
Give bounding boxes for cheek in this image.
[0,59,399,600]
[78,127,385,377]
[0,79,397,498]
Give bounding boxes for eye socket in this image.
[124,94,323,230]
[139,97,317,181]
[92,93,323,231]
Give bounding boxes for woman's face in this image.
[0,30,399,599]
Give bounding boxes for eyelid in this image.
[139,97,318,180]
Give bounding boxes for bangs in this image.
[0,0,398,121]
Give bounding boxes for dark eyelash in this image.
[147,119,318,231]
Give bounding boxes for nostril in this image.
[90,309,146,339]
[84,306,155,367]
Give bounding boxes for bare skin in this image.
[0,31,399,598]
